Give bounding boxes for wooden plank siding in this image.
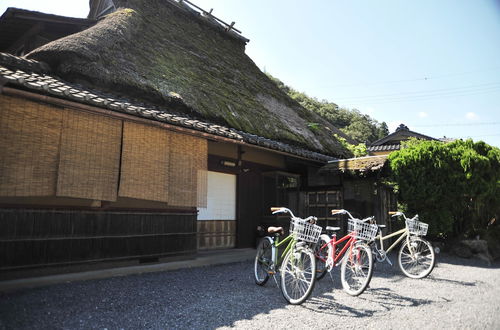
[197,220,236,250]
[0,209,197,270]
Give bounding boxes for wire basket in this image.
[406,218,428,236]
[347,218,378,241]
[289,218,322,243]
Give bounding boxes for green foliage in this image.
[307,122,320,132]
[334,134,368,158]
[267,75,389,143]
[388,138,500,239]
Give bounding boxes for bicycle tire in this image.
[314,234,331,280]
[340,242,373,296]
[398,237,436,279]
[254,237,273,285]
[280,246,316,305]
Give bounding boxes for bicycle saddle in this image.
[326,226,341,231]
[377,224,386,229]
[267,226,284,235]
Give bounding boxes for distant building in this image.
[367,124,439,156]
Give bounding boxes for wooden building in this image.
[320,155,396,232]
[0,8,95,56]
[367,124,439,156]
[0,0,358,273]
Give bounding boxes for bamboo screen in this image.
[56,110,121,201]
[0,95,62,196]
[168,132,207,207]
[119,122,170,202]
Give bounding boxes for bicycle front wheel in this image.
[398,237,436,279]
[314,234,331,280]
[254,237,273,285]
[341,242,373,296]
[280,246,316,305]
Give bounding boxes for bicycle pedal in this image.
[268,271,276,275]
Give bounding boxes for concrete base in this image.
[0,248,255,293]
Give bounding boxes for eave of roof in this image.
[0,52,334,163]
[0,7,95,26]
[367,144,400,152]
[319,155,388,173]
[370,127,438,146]
[0,8,95,53]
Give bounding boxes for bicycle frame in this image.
[317,232,358,268]
[269,233,298,271]
[374,227,409,255]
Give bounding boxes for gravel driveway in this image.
[0,253,499,329]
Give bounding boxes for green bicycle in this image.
[254,207,322,305]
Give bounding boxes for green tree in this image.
[267,74,389,143]
[334,134,368,157]
[388,139,500,239]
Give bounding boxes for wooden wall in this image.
[0,209,196,270]
[197,220,236,250]
[0,94,206,270]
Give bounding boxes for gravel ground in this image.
[0,252,499,330]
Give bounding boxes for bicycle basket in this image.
[289,218,322,243]
[347,218,378,241]
[406,218,428,236]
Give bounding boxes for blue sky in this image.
[2,0,499,147]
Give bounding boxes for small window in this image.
[306,190,342,220]
[198,171,236,220]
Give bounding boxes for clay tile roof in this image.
[367,144,401,152]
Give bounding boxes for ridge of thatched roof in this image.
[26,0,350,157]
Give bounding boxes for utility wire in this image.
[328,67,500,88]
[342,86,500,105]
[413,122,500,127]
[333,82,500,101]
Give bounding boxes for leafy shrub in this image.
[388,139,500,239]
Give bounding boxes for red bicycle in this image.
[314,209,378,296]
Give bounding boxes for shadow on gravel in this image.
[422,275,479,287]
[0,261,292,329]
[304,285,435,318]
[436,253,500,269]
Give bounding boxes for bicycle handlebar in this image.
[270,207,317,224]
[332,209,373,222]
[388,211,419,221]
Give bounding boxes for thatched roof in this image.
[0,52,335,162]
[26,0,349,157]
[320,155,388,174]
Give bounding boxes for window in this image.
[306,190,342,220]
[262,171,300,213]
[197,171,236,220]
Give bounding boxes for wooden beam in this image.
[6,22,44,55]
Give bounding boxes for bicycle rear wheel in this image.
[341,242,373,296]
[314,234,331,280]
[280,246,316,305]
[398,237,436,279]
[254,237,273,285]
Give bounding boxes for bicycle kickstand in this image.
[272,273,280,288]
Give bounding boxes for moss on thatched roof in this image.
[28,0,349,157]
[320,155,388,174]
